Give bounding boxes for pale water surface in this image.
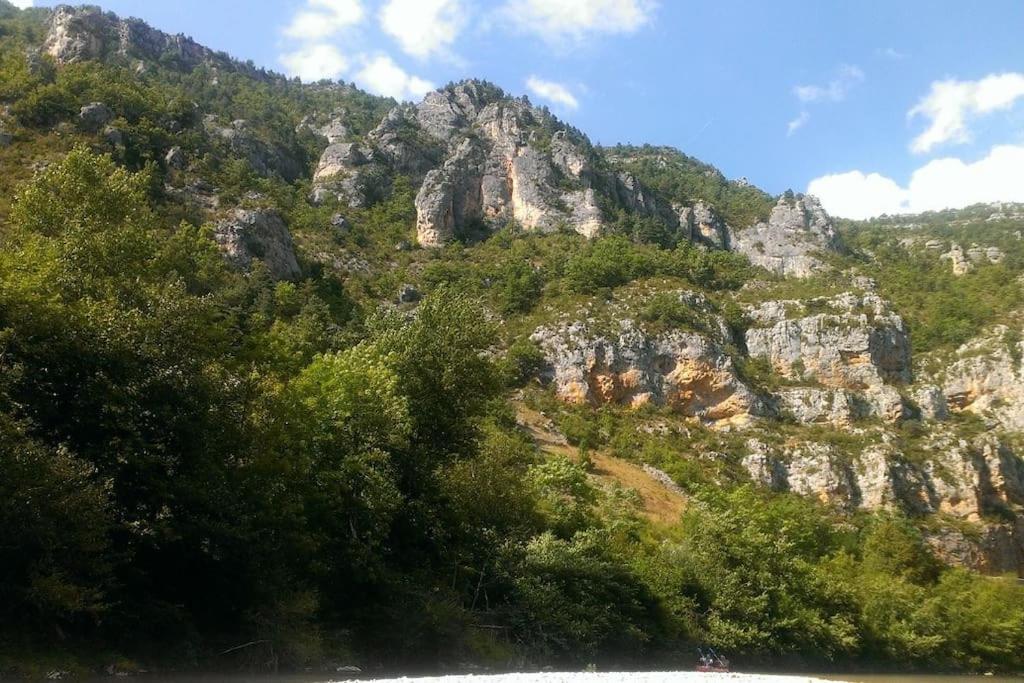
[129,673,1023,683]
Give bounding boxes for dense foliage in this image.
[1,5,1023,676]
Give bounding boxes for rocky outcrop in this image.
[940,242,1005,275]
[43,4,249,73]
[212,208,301,280]
[934,323,1024,431]
[742,432,1024,574]
[310,81,655,246]
[411,83,607,245]
[732,194,842,277]
[940,243,973,276]
[532,312,763,425]
[165,146,187,170]
[745,293,911,423]
[78,102,113,130]
[679,201,731,250]
[203,116,303,182]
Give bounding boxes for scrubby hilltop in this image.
[2,2,1024,678]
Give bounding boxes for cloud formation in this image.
[283,0,364,40]
[379,0,466,60]
[525,76,579,110]
[787,111,810,136]
[10,0,32,7]
[500,0,656,43]
[786,65,864,136]
[280,43,350,82]
[279,0,434,101]
[355,54,434,100]
[909,72,1024,154]
[808,144,1024,220]
[794,65,865,104]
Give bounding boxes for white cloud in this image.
[283,0,364,40]
[354,55,434,101]
[10,0,32,6]
[808,144,1024,220]
[379,0,466,60]
[280,43,350,82]
[525,76,579,110]
[787,111,810,136]
[794,65,865,103]
[909,72,1024,154]
[876,47,906,60]
[500,0,656,43]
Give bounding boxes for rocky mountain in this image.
[4,3,1021,576]
[2,4,1024,674]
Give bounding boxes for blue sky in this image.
[19,0,1024,219]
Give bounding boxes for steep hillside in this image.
[2,3,1024,678]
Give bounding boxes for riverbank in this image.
[336,674,832,683]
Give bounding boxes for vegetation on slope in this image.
[1,5,1023,677]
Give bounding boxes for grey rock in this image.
[0,129,12,147]
[732,194,842,278]
[43,6,107,63]
[685,200,731,250]
[79,102,113,131]
[43,5,242,73]
[213,208,300,280]
[937,324,1024,431]
[773,387,862,425]
[940,243,973,275]
[744,429,1024,574]
[912,385,949,421]
[103,125,124,147]
[329,213,348,234]
[165,146,187,170]
[313,142,366,181]
[745,292,911,423]
[397,284,421,304]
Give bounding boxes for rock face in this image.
[213,209,301,281]
[43,4,234,70]
[732,194,842,277]
[745,293,911,424]
[742,432,1024,575]
[685,200,732,249]
[311,81,651,246]
[941,243,973,276]
[532,311,763,425]
[935,323,1024,431]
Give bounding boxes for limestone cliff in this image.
[733,194,843,277]
[532,302,763,426]
[745,292,911,424]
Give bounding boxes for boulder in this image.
[103,125,124,147]
[79,102,113,131]
[397,284,421,304]
[213,208,301,280]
